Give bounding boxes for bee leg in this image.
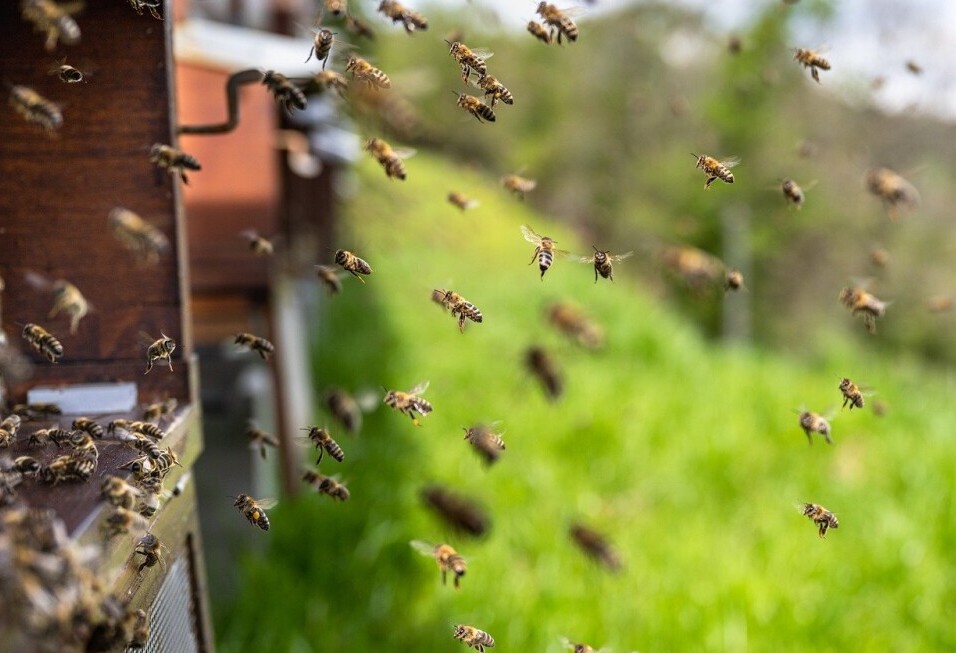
[458,315,466,333]
[304,47,315,64]
[804,429,812,445]
[441,569,447,585]
[823,432,832,445]
[144,361,153,375]
[166,358,174,372]
[811,67,820,84]
[529,248,540,265]
[180,170,190,185]
[705,176,716,189]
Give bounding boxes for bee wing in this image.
[608,251,634,262]
[553,248,573,258]
[238,229,260,241]
[392,147,417,160]
[720,156,741,169]
[409,540,437,556]
[354,388,381,412]
[470,48,495,59]
[408,380,429,396]
[23,270,54,292]
[256,498,279,509]
[574,254,595,263]
[521,224,544,244]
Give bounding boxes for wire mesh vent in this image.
[125,555,200,653]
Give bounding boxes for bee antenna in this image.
[443,39,452,45]
[592,245,599,252]
[690,152,699,158]
[450,90,461,97]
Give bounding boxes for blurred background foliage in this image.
[208,1,956,651]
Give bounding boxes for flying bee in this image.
[325,387,371,433]
[454,625,495,652]
[433,289,483,333]
[560,638,605,653]
[802,503,838,537]
[234,332,275,360]
[473,74,513,108]
[301,426,345,464]
[22,323,63,363]
[577,246,633,283]
[866,167,920,218]
[345,54,391,89]
[12,456,41,476]
[839,285,888,334]
[526,346,563,400]
[411,540,467,588]
[536,2,579,44]
[305,27,335,67]
[522,225,569,279]
[798,410,832,445]
[302,469,351,500]
[661,245,724,291]
[149,144,201,185]
[239,229,274,256]
[447,192,479,211]
[345,12,375,39]
[20,0,82,51]
[9,85,62,134]
[569,523,622,573]
[129,0,162,20]
[527,20,553,45]
[547,302,604,349]
[49,279,89,334]
[234,494,276,531]
[334,249,373,282]
[384,381,432,426]
[463,423,506,465]
[502,174,537,199]
[144,332,176,374]
[101,476,141,509]
[49,60,84,83]
[421,485,490,536]
[142,397,177,422]
[325,0,347,16]
[839,377,865,410]
[793,48,830,83]
[261,70,307,114]
[315,264,346,295]
[378,0,429,33]
[134,532,165,572]
[905,60,923,75]
[103,507,148,538]
[454,92,496,123]
[365,137,413,180]
[311,70,349,98]
[724,269,745,292]
[692,153,739,188]
[246,423,279,460]
[109,207,170,265]
[446,41,492,82]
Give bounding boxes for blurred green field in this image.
[216,152,956,653]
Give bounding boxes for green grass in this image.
[216,152,956,653]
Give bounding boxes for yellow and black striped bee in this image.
[101,475,142,509]
[866,167,920,219]
[262,71,307,114]
[454,92,496,123]
[839,285,887,334]
[378,0,428,34]
[22,323,63,363]
[239,230,274,256]
[793,48,830,83]
[134,532,165,572]
[149,144,201,185]
[692,153,739,188]
[326,388,364,433]
[143,398,177,422]
[302,469,350,500]
[245,422,279,460]
[109,207,170,265]
[463,423,506,465]
[536,2,579,44]
[384,381,432,426]
[798,410,832,445]
[447,191,479,211]
[234,494,276,531]
[72,417,104,439]
[0,415,22,448]
[433,289,483,333]
[49,279,89,334]
[780,178,812,209]
[49,60,84,84]
[411,540,467,588]
[839,377,865,410]
[560,638,602,653]
[21,0,81,51]
[473,74,513,109]
[578,247,633,283]
[103,506,149,538]
[802,503,838,537]
[144,332,176,374]
[454,625,495,652]
[315,264,345,295]
[345,54,391,89]
[12,456,41,476]
[334,249,373,282]
[527,20,552,45]
[526,346,562,400]
[301,426,345,464]
[365,137,413,180]
[502,174,537,199]
[234,332,275,360]
[9,85,62,134]
[38,453,96,485]
[521,225,567,279]
[305,27,336,68]
[569,523,622,573]
[311,70,349,98]
[446,41,492,82]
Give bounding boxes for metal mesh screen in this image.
[125,555,200,653]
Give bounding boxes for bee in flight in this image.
[433,289,483,333]
[839,284,887,334]
[235,332,275,360]
[109,207,170,265]
[149,144,201,185]
[798,409,832,445]
[302,469,350,500]
[577,246,633,283]
[378,0,428,33]
[311,70,349,98]
[411,540,467,588]
[144,332,176,374]
[261,71,307,114]
[315,264,346,294]
[569,522,622,573]
[780,178,815,209]
[21,323,63,363]
[365,137,413,180]
[421,485,490,536]
[527,20,553,45]
[25,272,90,334]
[325,0,347,16]
[384,381,432,426]
[724,269,745,292]
[801,503,838,537]
[521,225,568,279]
[345,54,391,89]
[234,494,277,531]
[463,423,506,465]
[866,167,920,219]
[473,74,513,109]
[502,173,537,199]
[305,26,335,68]
[246,422,279,460]
[453,92,496,123]
[21,0,81,51]
[49,59,84,84]
[300,426,345,464]
[793,48,831,83]
[9,85,62,135]
[240,230,275,256]
[536,2,579,44]
[446,41,492,82]
[454,625,495,652]
[548,301,604,349]
[560,637,605,653]
[334,249,373,282]
[692,153,738,188]
[838,377,865,410]
[526,346,563,400]
[448,191,479,211]
[325,387,375,433]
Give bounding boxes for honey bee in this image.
[724,269,745,292]
[447,191,479,211]
[46,279,89,334]
[421,485,489,536]
[110,419,166,440]
[526,346,563,400]
[234,494,276,531]
[38,453,96,484]
[311,70,349,98]
[345,12,375,39]
[12,455,41,475]
[866,167,920,218]
[454,624,495,651]
[578,246,633,283]
[839,285,888,334]
[433,289,483,333]
[365,137,413,180]
[411,540,467,587]
[21,0,82,51]
[905,60,923,75]
[103,507,148,538]
[301,426,345,464]
[547,302,604,349]
[378,0,429,33]
[793,48,831,83]
[334,248,373,282]
[569,523,622,573]
[144,332,176,374]
[262,70,307,114]
[127,608,149,647]
[869,246,890,268]
[68,430,99,459]
[926,295,953,313]
[9,85,62,134]
[454,92,496,123]
[22,323,63,363]
[325,0,347,16]
[536,2,579,44]
[142,397,177,422]
[473,74,513,108]
[133,532,165,572]
[28,427,72,448]
[305,27,335,67]
[692,153,739,188]
[798,410,832,445]
[1,415,23,438]
[560,638,603,653]
[101,476,141,509]
[384,381,432,426]
[522,225,568,279]
[314,264,345,295]
[238,229,274,256]
[149,143,201,185]
[246,423,279,459]
[129,0,162,20]
[150,447,180,476]
[780,178,812,208]
[109,207,170,265]
[49,60,84,83]
[463,423,506,465]
[13,402,62,419]
[502,174,537,199]
[326,387,367,433]
[527,20,553,45]
[839,377,865,410]
[802,503,838,537]
[661,245,724,290]
[302,469,351,500]
[446,41,492,82]
[345,54,391,89]
[0,427,13,449]
[235,332,275,360]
